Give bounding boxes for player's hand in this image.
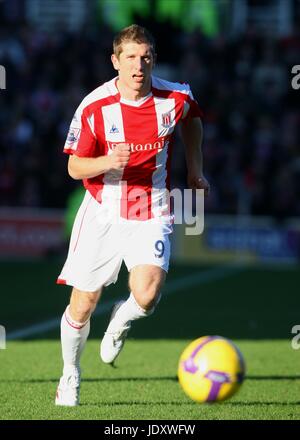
[109,143,130,170]
[187,173,210,196]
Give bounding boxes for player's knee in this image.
[133,285,161,311]
[130,267,166,311]
[70,291,99,322]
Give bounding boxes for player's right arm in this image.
[64,100,130,180]
[68,144,130,180]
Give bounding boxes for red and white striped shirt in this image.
[63,75,202,220]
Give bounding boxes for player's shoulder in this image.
[151,75,192,96]
[77,77,118,114]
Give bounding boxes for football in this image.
[178,335,245,403]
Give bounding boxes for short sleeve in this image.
[63,105,96,157]
[181,84,203,121]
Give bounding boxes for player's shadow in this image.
[247,375,300,381]
[81,400,300,407]
[225,401,300,406]
[2,374,300,384]
[1,375,178,384]
[80,401,196,407]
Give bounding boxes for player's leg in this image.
[100,265,165,364]
[100,219,171,364]
[56,287,102,406]
[57,191,123,384]
[61,287,102,373]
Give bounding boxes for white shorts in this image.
[57,191,173,291]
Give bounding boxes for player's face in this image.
[112,42,155,97]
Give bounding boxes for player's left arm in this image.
[180,117,210,196]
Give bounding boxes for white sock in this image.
[60,305,90,376]
[106,292,161,333]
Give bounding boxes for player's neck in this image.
[116,78,151,101]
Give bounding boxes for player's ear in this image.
[111,54,120,71]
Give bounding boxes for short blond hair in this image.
[113,24,156,58]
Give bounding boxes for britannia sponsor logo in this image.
[107,138,168,153]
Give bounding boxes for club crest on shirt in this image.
[66,127,81,146]
[162,111,172,128]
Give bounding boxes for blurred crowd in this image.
[0,19,299,218]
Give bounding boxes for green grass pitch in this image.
[0,260,300,420]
